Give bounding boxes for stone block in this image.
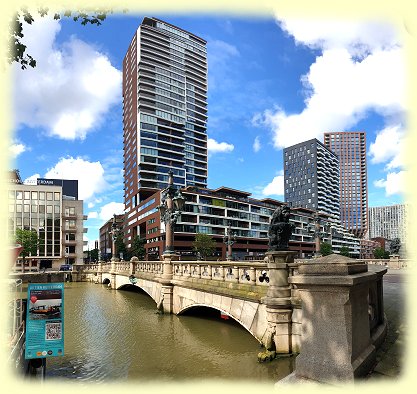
[220,295,232,313]
[212,293,221,309]
[230,298,243,320]
[240,300,258,329]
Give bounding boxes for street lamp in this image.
[307,212,331,257]
[223,221,237,261]
[109,214,121,261]
[157,170,185,254]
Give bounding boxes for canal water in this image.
[44,282,294,383]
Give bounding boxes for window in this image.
[46,192,53,201]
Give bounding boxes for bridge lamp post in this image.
[307,212,330,258]
[223,221,237,261]
[109,214,121,262]
[157,170,185,255]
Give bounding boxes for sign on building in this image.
[25,283,64,359]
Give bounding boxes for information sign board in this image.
[25,283,64,359]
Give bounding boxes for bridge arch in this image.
[177,303,263,343]
[102,277,110,285]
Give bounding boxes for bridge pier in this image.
[158,252,179,313]
[262,251,297,354]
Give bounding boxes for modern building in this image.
[360,239,381,259]
[324,131,368,238]
[7,171,87,270]
[368,204,409,256]
[99,214,125,261]
[120,184,361,260]
[283,138,340,220]
[123,16,208,220]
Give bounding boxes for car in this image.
[59,264,72,271]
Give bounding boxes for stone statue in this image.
[268,205,295,251]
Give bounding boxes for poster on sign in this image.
[25,283,65,359]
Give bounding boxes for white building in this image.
[368,204,409,255]
[8,173,87,271]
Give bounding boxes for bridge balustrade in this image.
[171,260,270,286]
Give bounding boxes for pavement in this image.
[366,268,408,380]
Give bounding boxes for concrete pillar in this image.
[110,260,116,289]
[284,254,387,383]
[262,251,297,354]
[130,256,138,275]
[97,262,103,284]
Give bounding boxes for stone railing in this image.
[171,260,270,286]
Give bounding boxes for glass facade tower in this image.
[123,17,208,244]
[123,17,208,210]
[324,131,367,238]
[283,139,340,220]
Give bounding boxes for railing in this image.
[171,260,270,286]
[81,259,272,287]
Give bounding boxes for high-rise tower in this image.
[324,132,367,238]
[123,17,208,214]
[283,138,340,220]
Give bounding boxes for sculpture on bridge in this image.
[268,205,295,251]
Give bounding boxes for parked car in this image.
[59,264,72,271]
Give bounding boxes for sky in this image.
[9,12,407,248]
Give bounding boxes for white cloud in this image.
[368,124,405,169]
[278,19,400,56]
[253,136,261,153]
[88,212,98,219]
[254,19,405,152]
[44,156,107,200]
[208,40,240,59]
[9,140,28,158]
[98,202,125,221]
[262,171,284,196]
[374,171,405,196]
[23,173,41,185]
[13,18,122,140]
[207,138,234,154]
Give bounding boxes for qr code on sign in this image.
[45,322,62,341]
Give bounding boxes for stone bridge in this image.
[77,251,389,383]
[81,257,277,347]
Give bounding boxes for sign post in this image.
[25,283,65,361]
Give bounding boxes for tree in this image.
[193,233,216,260]
[90,248,99,262]
[373,247,387,259]
[339,246,350,257]
[320,242,333,256]
[129,235,146,260]
[8,7,120,69]
[115,233,128,260]
[390,238,401,255]
[15,228,39,272]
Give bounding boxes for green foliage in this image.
[373,247,388,259]
[15,228,39,260]
[390,238,401,254]
[8,7,126,69]
[193,233,216,260]
[90,248,99,262]
[115,233,128,259]
[129,235,146,260]
[320,242,332,256]
[339,246,350,257]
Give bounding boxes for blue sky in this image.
[10,13,406,248]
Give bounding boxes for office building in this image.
[121,184,363,260]
[123,17,208,231]
[8,171,87,270]
[283,138,340,220]
[368,204,409,256]
[99,214,125,261]
[324,131,368,238]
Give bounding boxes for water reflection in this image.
[46,282,294,382]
